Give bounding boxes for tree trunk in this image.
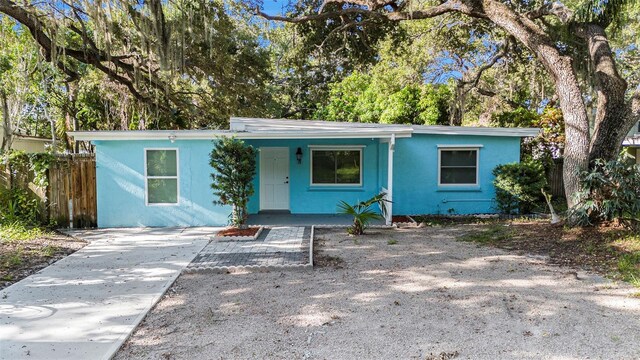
[1,91,12,152]
[479,0,591,207]
[577,24,634,163]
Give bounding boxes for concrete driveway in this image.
[0,227,218,360]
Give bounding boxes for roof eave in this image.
[68,130,413,141]
[412,127,540,137]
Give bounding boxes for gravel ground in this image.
[115,226,640,360]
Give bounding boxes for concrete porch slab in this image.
[246,213,386,226]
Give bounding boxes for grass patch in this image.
[0,222,50,243]
[1,251,23,268]
[387,239,398,245]
[458,224,514,245]
[617,253,640,286]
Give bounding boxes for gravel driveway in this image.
[115,226,640,360]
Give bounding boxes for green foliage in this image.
[1,150,54,188]
[318,71,452,124]
[492,107,565,165]
[491,107,538,128]
[573,0,633,28]
[569,155,640,229]
[0,187,41,225]
[493,161,548,214]
[0,222,48,242]
[337,192,388,235]
[209,137,257,227]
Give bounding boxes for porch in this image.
[245,134,397,225]
[246,213,387,227]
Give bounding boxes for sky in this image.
[261,0,288,15]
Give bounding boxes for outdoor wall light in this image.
[168,135,176,143]
[296,147,303,164]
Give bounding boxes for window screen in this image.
[439,149,478,185]
[146,149,178,204]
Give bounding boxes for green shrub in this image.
[569,156,640,229]
[492,161,548,214]
[209,137,257,228]
[0,187,41,225]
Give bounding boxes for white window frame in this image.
[144,148,180,206]
[309,145,364,187]
[437,146,480,187]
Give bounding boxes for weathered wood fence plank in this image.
[48,154,96,228]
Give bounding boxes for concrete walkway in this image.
[186,226,310,272]
[0,227,217,360]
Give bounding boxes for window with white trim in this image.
[145,149,179,204]
[311,149,362,185]
[439,148,478,185]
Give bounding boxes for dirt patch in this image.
[115,226,640,360]
[459,220,638,279]
[413,215,497,227]
[217,227,261,237]
[313,236,345,268]
[0,232,87,290]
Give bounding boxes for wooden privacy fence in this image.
[48,154,97,228]
[547,159,565,198]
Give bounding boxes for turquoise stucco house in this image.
[70,118,539,227]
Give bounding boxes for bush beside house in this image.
[209,137,257,228]
[493,161,548,215]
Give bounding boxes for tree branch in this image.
[0,0,170,111]
[526,2,573,23]
[254,0,480,23]
[459,37,512,94]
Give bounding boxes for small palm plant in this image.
[337,192,389,236]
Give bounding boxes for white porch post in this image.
[386,134,395,225]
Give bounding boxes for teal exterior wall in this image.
[244,138,382,214]
[94,140,229,227]
[392,134,521,215]
[92,133,521,227]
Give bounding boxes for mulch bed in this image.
[217,227,261,237]
[392,215,414,223]
[0,232,87,290]
[477,221,633,276]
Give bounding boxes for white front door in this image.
[260,147,290,210]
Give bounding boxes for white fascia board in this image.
[413,125,540,137]
[68,130,230,141]
[623,137,640,146]
[69,129,413,141]
[437,144,484,148]
[14,136,53,142]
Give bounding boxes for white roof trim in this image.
[413,125,539,137]
[623,136,640,146]
[437,144,484,148]
[69,118,540,141]
[69,129,412,141]
[13,135,53,142]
